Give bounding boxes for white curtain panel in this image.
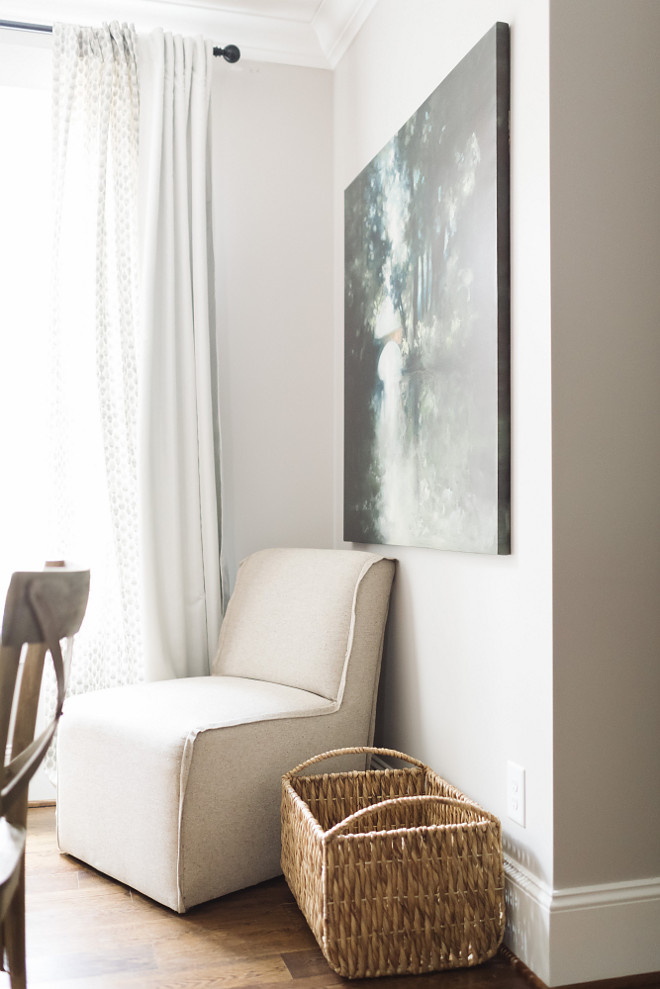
[137,30,223,681]
[51,22,144,705]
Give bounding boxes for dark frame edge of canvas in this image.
[496,21,512,555]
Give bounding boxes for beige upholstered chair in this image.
[56,548,395,913]
[0,565,90,988]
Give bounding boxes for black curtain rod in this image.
[0,19,240,61]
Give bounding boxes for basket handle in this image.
[324,793,496,839]
[283,746,428,781]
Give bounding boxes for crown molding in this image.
[312,0,377,67]
[0,0,374,68]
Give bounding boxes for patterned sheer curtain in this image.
[46,22,223,776]
[48,21,144,735]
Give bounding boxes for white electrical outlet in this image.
[507,761,526,827]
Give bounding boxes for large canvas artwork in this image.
[344,23,510,554]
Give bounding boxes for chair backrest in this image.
[211,548,395,702]
[0,566,90,824]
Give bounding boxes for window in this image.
[0,32,53,593]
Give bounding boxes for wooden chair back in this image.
[0,565,89,988]
[0,567,90,825]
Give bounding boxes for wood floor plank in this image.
[281,949,332,979]
[26,944,158,984]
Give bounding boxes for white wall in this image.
[212,59,335,586]
[333,0,555,977]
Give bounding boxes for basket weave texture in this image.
[281,747,505,980]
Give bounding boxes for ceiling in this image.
[0,0,377,67]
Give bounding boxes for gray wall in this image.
[550,0,660,888]
[212,60,335,585]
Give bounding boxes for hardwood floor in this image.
[19,806,657,989]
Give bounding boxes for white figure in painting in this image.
[374,297,410,544]
[376,303,404,434]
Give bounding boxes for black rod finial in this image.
[213,44,240,63]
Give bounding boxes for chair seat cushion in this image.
[61,675,334,749]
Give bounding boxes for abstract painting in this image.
[344,23,510,554]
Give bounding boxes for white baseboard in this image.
[504,854,660,987]
[503,854,552,984]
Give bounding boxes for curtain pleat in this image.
[137,30,223,681]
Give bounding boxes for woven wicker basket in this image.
[281,746,505,980]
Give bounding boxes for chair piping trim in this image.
[333,556,386,708]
